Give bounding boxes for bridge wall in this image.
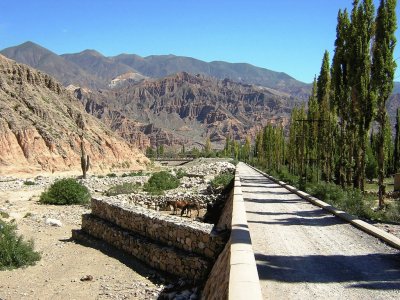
[202,165,263,300]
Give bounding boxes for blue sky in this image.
[0,0,399,83]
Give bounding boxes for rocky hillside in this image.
[75,72,296,148]
[0,54,148,175]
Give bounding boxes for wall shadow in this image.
[254,253,400,290]
[247,214,343,227]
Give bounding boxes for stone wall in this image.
[201,239,231,300]
[74,196,229,281]
[91,197,226,259]
[76,214,210,280]
[126,193,217,210]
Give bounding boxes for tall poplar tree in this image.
[394,108,400,173]
[348,0,375,190]
[317,51,333,181]
[307,78,319,180]
[371,0,397,207]
[331,9,351,187]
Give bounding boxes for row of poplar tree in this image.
[250,0,399,207]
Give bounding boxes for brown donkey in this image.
[181,202,200,217]
[165,200,188,215]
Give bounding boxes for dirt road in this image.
[237,163,400,300]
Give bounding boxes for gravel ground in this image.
[237,163,400,300]
[0,159,234,300]
[0,188,164,300]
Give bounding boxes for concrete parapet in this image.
[202,165,263,300]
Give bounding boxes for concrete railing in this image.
[229,173,263,299]
[202,167,263,299]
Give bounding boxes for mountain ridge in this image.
[1,41,310,98]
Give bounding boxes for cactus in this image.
[80,135,90,179]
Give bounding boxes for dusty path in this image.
[237,163,400,300]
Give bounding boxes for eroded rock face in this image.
[74,72,294,149]
[0,54,148,175]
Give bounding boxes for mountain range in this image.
[1,41,310,99]
[1,41,399,153]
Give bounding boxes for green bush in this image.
[23,180,36,186]
[144,171,180,195]
[299,181,376,220]
[229,159,239,166]
[0,220,41,270]
[39,178,90,205]
[107,173,117,178]
[0,211,10,218]
[270,166,300,187]
[121,171,144,177]
[175,168,187,179]
[105,182,141,196]
[210,173,234,191]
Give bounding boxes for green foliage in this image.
[0,211,10,218]
[229,159,239,166]
[210,173,234,191]
[105,182,141,196]
[121,171,144,177]
[106,173,117,178]
[270,166,300,187]
[0,220,41,270]
[146,147,155,159]
[39,178,90,205]
[366,143,378,181]
[144,171,180,195]
[23,180,36,186]
[175,168,187,179]
[394,108,400,173]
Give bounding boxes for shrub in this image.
[23,180,36,186]
[107,173,117,178]
[0,220,41,270]
[144,171,180,195]
[0,211,9,218]
[39,178,90,205]
[229,159,239,166]
[105,182,141,196]
[175,168,187,179]
[210,173,234,191]
[121,171,144,177]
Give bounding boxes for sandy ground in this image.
[0,186,164,300]
[237,163,400,300]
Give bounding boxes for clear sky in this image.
[1,0,399,83]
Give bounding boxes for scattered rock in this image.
[45,218,62,227]
[80,275,93,282]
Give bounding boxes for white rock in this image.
[45,218,62,227]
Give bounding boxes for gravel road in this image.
[237,163,400,300]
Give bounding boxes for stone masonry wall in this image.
[91,197,226,259]
[77,214,211,281]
